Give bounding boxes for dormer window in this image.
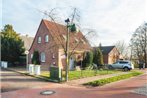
[75,38,79,43]
[38,36,41,43]
[45,35,49,42]
[62,34,66,41]
[81,39,86,44]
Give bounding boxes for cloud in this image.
[2,0,146,45]
[80,0,146,46]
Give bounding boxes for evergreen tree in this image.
[32,50,40,65]
[1,24,25,64]
[93,48,104,67]
[82,51,93,68]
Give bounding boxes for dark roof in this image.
[93,46,115,55]
[42,19,91,51]
[21,35,34,50]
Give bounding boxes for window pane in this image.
[41,52,45,62]
[45,35,49,42]
[38,37,41,43]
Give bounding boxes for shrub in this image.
[82,51,93,68]
[93,47,104,67]
[32,50,40,65]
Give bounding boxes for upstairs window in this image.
[81,39,86,44]
[75,38,79,43]
[38,36,41,43]
[62,34,66,41]
[45,35,49,42]
[41,52,45,62]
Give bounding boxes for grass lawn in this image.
[83,71,143,87]
[68,70,120,80]
[40,71,50,79]
[40,69,121,81]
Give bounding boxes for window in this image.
[45,35,49,42]
[81,39,85,44]
[62,34,66,41]
[38,36,41,43]
[41,52,45,62]
[52,53,55,59]
[31,54,33,59]
[75,38,79,43]
[119,61,128,64]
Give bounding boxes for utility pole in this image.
[65,18,70,82]
[64,18,77,82]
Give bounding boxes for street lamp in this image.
[65,18,77,82]
[25,50,29,72]
[65,18,70,82]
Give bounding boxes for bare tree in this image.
[130,22,147,67]
[38,7,97,81]
[115,40,128,58]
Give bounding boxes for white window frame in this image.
[45,35,49,42]
[38,36,41,43]
[81,39,86,44]
[41,52,45,62]
[75,38,79,43]
[62,34,67,41]
[31,54,33,59]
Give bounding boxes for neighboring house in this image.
[99,46,120,64]
[19,35,34,65]
[29,19,91,71]
[21,35,34,50]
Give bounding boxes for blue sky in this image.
[2,0,147,46]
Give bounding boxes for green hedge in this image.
[84,71,143,87]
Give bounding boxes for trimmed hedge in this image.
[84,71,143,87]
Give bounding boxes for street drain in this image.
[40,90,56,95]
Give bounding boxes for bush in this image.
[32,50,40,65]
[82,51,93,68]
[84,71,143,87]
[93,47,104,67]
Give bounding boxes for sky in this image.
[2,0,147,46]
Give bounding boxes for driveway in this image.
[0,68,60,93]
[1,69,147,98]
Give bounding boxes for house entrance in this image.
[69,57,75,70]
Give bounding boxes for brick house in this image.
[99,46,120,64]
[29,19,91,71]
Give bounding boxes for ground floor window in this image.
[41,52,45,62]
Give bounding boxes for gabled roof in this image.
[20,35,34,50]
[42,19,91,51]
[99,46,115,54]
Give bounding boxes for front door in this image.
[69,57,75,70]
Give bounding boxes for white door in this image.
[69,57,75,70]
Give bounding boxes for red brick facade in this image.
[29,19,91,71]
[108,47,120,64]
[103,47,120,64]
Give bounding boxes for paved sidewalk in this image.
[132,84,147,96]
[0,68,60,93]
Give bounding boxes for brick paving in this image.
[1,68,147,98]
[132,84,147,96]
[0,68,61,93]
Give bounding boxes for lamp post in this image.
[25,50,29,72]
[64,18,77,82]
[65,18,70,82]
